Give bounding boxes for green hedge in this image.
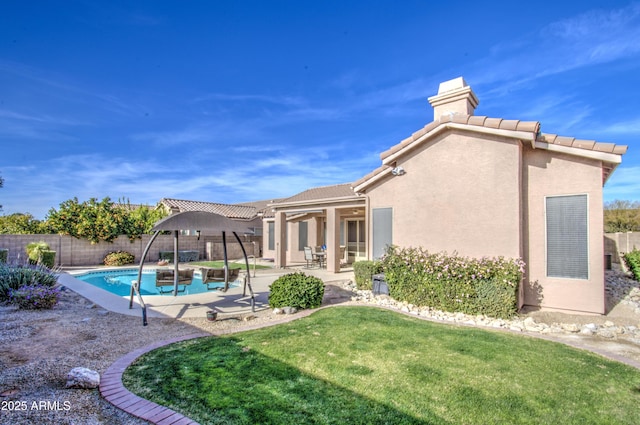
[381,246,525,319]
[624,249,640,281]
[0,249,7,263]
[353,260,384,290]
[268,272,324,309]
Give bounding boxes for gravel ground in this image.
[0,285,289,425]
[1,269,639,425]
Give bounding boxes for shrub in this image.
[0,263,59,302]
[381,246,525,319]
[104,251,136,266]
[0,249,7,263]
[353,260,383,290]
[25,241,56,269]
[624,249,640,281]
[269,272,325,309]
[9,284,60,309]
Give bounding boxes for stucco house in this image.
[263,77,628,315]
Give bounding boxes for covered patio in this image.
[264,184,367,272]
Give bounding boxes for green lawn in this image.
[189,260,271,270]
[123,307,640,424]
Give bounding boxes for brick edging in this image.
[100,332,209,425]
[99,312,318,425]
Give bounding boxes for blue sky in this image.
[1,1,639,219]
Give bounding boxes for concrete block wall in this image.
[605,232,640,264]
[0,234,261,267]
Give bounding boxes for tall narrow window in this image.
[298,221,308,251]
[268,222,275,251]
[546,194,588,279]
[372,208,393,260]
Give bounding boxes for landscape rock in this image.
[344,268,640,342]
[66,367,100,389]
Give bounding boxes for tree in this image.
[45,197,167,243]
[0,213,47,234]
[604,200,640,232]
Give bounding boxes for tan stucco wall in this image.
[523,147,605,314]
[262,218,320,264]
[367,130,523,260]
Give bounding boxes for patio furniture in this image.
[155,269,194,294]
[304,247,323,268]
[200,267,240,292]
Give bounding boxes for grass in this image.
[123,307,640,424]
[189,260,272,270]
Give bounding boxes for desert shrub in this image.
[624,249,640,281]
[0,263,59,302]
[9,284,60,309]
[353,260,384,290]
[0,249,7,263]
[381,246,525,319]
[269,272,324,309]
[104,251,136,266]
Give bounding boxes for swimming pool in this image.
[75,268,237,296]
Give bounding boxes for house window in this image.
[546,194,589,279]
[372,207,393,260]
[298,222,308,251]
[268,222,275,250]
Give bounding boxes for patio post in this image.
[274,211,287,268]
[325,207,341,272]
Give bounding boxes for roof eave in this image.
[381,122,537,166]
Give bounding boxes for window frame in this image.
[544,193,590,280]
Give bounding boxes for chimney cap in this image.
[428,77,479,120]
[437,77,469,94]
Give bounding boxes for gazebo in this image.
[129,211,255,326]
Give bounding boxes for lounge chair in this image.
[200,267,240,292]
[155,269,194,294]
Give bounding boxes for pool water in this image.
[75,269,237,296]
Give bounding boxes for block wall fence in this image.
[0,234,262,267]
[605,232,640,265]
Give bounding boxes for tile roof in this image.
[273,183,357,205]
[355,114,627,190]
[159,198,257,220]
[380,114,629,161]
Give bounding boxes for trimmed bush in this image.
[40,250,56,268]
[269,272,325,309]
[0,249,7,263]
[624,249,640,281]
[353,260,383,290]
[9,284,60,309]
[381,246,525,319]
[104,251,136,266]
[0,263,59,302]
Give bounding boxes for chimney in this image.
[427,77,479,121]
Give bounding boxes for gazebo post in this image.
[173,230,179,296]
[222,231,229,291]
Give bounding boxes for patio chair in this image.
[200,267,240,292]
[304,247,322,268]
[155,269,194,294]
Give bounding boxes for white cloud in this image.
[604,166,640,202]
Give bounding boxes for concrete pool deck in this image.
[60,264,355,320]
